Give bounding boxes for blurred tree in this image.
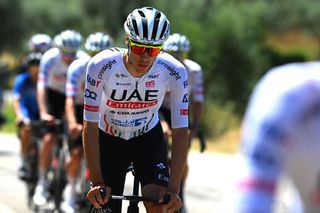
[0,0,26,52]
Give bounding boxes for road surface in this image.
[0,133,299,212]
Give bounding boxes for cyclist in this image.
[62,32,113,213]
[28,33,52,54]
[33,29,89,206]
[83,7,188,213]
[234,62,320,213]
[13,52,42,180]
[161,33,205,209]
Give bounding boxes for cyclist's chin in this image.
[136,64,151,72]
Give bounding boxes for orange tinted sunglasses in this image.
[129,40,162,57]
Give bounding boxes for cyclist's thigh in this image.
[134,122,169,188]
[99,129,132,211]
[46,88,65,119]
[68,105,83,151]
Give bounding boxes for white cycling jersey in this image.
[38,47,89,94]
[235,62,320,213]
[83,48,189,140]
[161,58,204,109]
[66,57,90,105]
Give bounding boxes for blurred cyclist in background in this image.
[234,62,320,213]
[18,34,52,74]
[161,33,205,212]
[28,33,52,54]
[13,52,42,180]
[33,29,89,206]
[62,32,113,213]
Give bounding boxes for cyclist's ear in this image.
[125,35,129,47]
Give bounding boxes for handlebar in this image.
[89,187,170,213]
[100,187,170,204]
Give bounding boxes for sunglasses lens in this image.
[148,48,161,57]
[131,45,146,55]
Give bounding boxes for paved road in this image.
[0,133,299,213]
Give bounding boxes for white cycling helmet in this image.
[163,33,191,52]
[124,7,170,45]
[28,34,52,53]
[54,30,83,53]
[85,32,113,53]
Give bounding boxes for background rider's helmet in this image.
[85,32,113,54]
[163,33,191,52]
[54,30,83,53]
[25,52,42,67]
[28,34,52,53]
[124,7,170,45]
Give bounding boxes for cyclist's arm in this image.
[190,101,203,133]
[169,127,188,193]
[13,96,24,121]
[37,86,50,119]
[82,121,104,185]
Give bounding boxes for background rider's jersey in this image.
[161,58,204,109]
[66,57,90,105]
[235,62,320,213]
[13,72,39,120]
[84,48,189,140]
[37,47,89,94]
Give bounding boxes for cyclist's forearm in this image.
[37,87,48,117]
[65,97,77,124]
[191,102,203,128]
[13,98,23,119]
[168,127,188,193]
[83,121,104,185]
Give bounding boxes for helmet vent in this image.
[131,17,140,37]
[138,10,146,18]
[142,18,148,39]
[159,21,168,40]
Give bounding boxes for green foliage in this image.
[202,100,241,138]
[0,0,26,51]
[0,100,16,133]
[1,0,320,138]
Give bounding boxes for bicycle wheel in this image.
[52,145,67,211]
[26,140,39,209]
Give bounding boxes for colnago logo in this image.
[157,60,181,80]
[98,59,117,80]
[111,117,147,127]
[110,109,149,115]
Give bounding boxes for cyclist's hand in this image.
[68,122,82,140]
[161,120,172,140]
[87,185,110,209]
[41,113,55,124]
[159,191,182,213]
[188,126,199,142]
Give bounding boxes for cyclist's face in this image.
[62,50,77,65]
[125,38,160,74]
[29,65,39,81]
